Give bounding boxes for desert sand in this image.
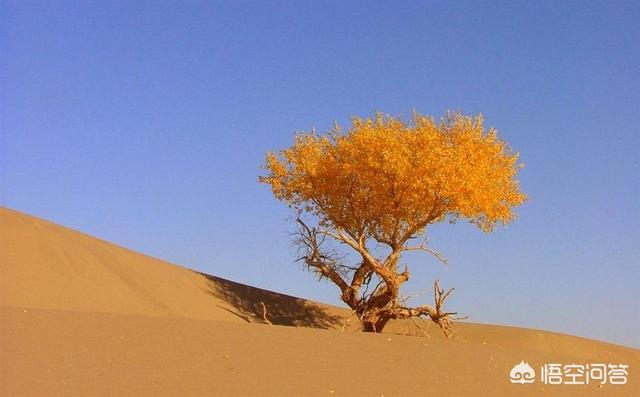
[1,207,638,396]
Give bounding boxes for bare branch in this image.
[391,280,461,338]
[410,317,431,338]
[259,301,272,326]
[403,239,448,265]
[324,228,360,251]
[294,218,350,294]
[397,203,446,247]
[361,277,384,303]
[321,227,382,274]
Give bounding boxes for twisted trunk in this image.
[361,310,392,332]
[295,218,459,336]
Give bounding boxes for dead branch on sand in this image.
[259,301,273,325]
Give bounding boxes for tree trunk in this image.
[361,310,391,333]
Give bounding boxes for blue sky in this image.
[2,1,638,347]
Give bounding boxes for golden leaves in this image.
[260,111,526,243]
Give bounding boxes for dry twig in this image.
[259,301,272,325]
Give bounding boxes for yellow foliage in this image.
[260,111,526,246]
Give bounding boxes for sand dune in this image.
[0,207,344,327]
[1,207,638,395]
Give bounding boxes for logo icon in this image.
[510,361,536,384]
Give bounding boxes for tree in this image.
[260,111,526,335]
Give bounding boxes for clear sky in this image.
[2,1,638,347]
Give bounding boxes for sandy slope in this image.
[1,207,638,396]
[0,207,345,327]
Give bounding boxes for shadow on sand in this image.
[197,272,343,329]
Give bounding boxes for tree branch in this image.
[390,280,462,338]
[259,301,273,325]
[403,239,448,265]
[295,218,351,296]
[397,202,445,246]
[322,228,382,273]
